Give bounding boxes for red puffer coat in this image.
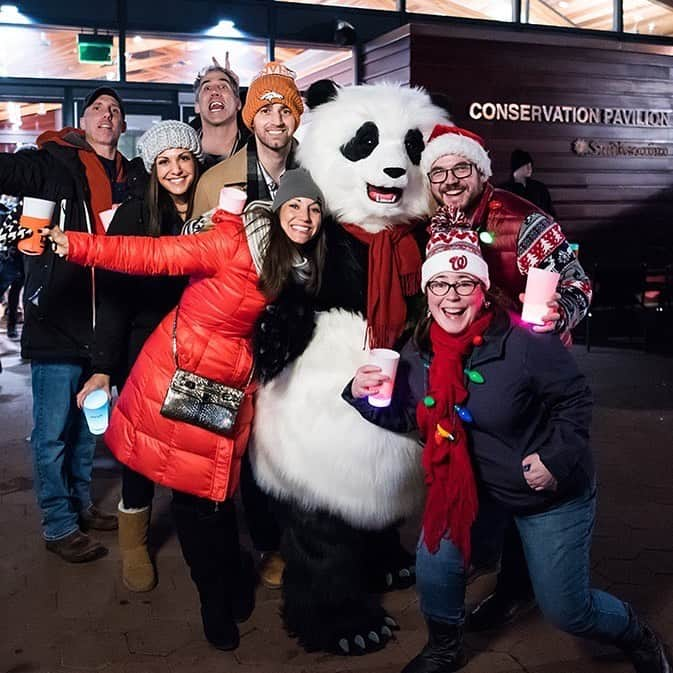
[66,212,266,501]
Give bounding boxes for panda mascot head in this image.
[297,82,450,232]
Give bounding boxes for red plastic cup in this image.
[17,197,56,256]
[521,268,560,325]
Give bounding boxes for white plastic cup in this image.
[218,187,247,215]
[521,268,561,325]
[98,206,118,232]
[367,348,400,408]
[18,196,56,256]
[82,389,110,435]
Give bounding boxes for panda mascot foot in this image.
[332,612,400,656]
[365,526,417,592]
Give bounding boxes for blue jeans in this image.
[31,361,95,540]
[416,490,637,643]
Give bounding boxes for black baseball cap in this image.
[83,86,125,118]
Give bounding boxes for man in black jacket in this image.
[500,149,556,217]
[0,87,127,562]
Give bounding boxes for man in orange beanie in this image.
[193,62,303,215]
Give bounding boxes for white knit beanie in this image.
[137,120,203,172]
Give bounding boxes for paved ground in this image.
[1,323,673,673]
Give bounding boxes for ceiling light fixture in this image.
[206,20,243,38]
[0,4,30,24]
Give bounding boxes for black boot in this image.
[171,494,241,650]
[401,620,467,673]
[232,549,256,624]
[617,607,672,673]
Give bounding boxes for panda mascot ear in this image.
[305,79,340,110]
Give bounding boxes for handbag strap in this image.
[171,306,255,389]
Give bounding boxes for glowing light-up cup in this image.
[367,348,400,408]
[82,389,109,435]
[98,206,118,231]
[218,187,247,215]
[17,197,56,256]
[521,268,560,326]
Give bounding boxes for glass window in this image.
[623,0,673,36]
[125,35,267,85]
[275,44,354,88]
[522,0,613,31]
[407,0,514,21]
[0,26,119,80]
[275,0,396,9]
[0,102,62,152]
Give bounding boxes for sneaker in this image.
[80,504,118,531]
[45,529,108,563]
[259,551,284,590]
[6,325,18,340]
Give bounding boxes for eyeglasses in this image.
[427,162,474,184]
[427,279,480,297]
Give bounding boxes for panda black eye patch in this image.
[340,122,380,162]
[404,129,424,165]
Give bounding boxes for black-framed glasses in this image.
[427,279,480,297]
[427,162,474,184]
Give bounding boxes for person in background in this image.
[192,60,305,590]
[345,221,672,673]
[0,86,126,562]
[191,54,249,171]
[500,148,556,217]
[23,168,327,651]
[75,121,201,592]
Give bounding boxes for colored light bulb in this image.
[423,395,436,407]
[464,369,485,384]
[479,231,495,245]
[454,405,473,423]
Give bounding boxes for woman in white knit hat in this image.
[75,120,203,594]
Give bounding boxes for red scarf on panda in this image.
[340,221,422,349]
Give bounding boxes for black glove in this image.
[0,209,33,253]
[253,283,317,383]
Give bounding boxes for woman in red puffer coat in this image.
[41,169,327,652]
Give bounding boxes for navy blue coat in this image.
[343,309,595,513]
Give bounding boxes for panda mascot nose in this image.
[383,167,406,179]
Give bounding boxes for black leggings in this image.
[121,464,155,509]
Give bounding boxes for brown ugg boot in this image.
[118,505,156,592]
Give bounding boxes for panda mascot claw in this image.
[251,82,448,655]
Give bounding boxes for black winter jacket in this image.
[0,134,131,361]
[343,310,595,514]
[92,196,187,387]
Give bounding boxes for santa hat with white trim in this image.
[421,125,492,180]
[421,209,490,291]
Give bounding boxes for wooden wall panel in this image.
[364,23,673,267]
[410,28,673,265]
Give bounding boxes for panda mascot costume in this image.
[251,82,448,655]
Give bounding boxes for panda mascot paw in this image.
[252,282,316,383]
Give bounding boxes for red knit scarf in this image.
[416,311,492,563]
[78,150,125,234]
[340,221,422,348]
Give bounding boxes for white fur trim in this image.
[250,310,425,529]
[422,251,490,291]
[421,134,492,179]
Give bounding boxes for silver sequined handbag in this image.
[160,309,253,436]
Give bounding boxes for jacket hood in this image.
[37,127,91,151]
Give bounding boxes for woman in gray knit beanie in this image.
[137,120,202,234]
